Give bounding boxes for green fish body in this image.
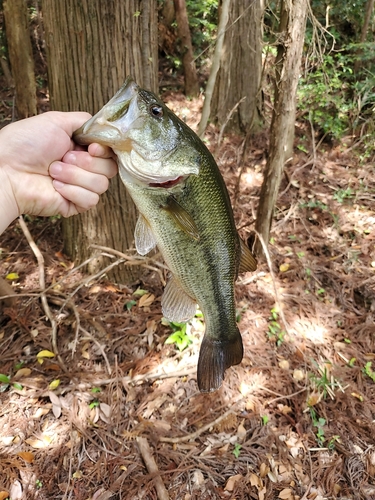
[74,77,256,392]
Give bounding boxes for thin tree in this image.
[354,0,375,73]
[173,0,199,97]
[254,0,308,257]
[198,0,231,137]
[3,0,37,118]
[42,0,158,283]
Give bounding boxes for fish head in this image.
[74,77,201,187]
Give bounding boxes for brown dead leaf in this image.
[224,474,243,492]
[249,473,261,487]
[138,293,155,308]
[278,488,293,499]
[17,451,34,463]
[260,462,269,478]
[0,492,10,500]
[25,435,52,449]
[13,368,32,380]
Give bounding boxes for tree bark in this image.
[254,0,308,257]
[210,0,263,134]
[173,0,199,97]
[42,0,158,283]
[3,0,37,119]
[354,0,375,73]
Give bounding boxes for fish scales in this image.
[73,77,257,392]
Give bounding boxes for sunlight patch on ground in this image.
[292,318,329,345]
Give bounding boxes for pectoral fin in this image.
[134,214,157,255]
[162,275,197,323]
[162,196,200,241]
[238,238,257,273]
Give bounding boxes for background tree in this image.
[3,0,37,118]
[254,0,308,256]
[210,0,263,134]
[42,0,158,283]
[173,0,200,96]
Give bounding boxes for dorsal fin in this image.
[238,238,257,273]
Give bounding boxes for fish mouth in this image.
[148,176,183,188]
[73,76,139,147]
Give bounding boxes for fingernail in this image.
[49,162,63,176]
[53,180,65,189]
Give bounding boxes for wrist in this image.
[0,166,20,235]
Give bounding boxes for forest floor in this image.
[0,90,375,500]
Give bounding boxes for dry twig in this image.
[18,216,67,371]
[136,436,170,500]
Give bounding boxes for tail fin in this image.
[197,329,243,392]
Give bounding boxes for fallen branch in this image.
[136,436,170,500]
[159,406,235,444]
[18,216,67,372]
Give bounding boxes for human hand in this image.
[0,111,118,234]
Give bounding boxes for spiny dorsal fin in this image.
[162,196,200,241]
[238,238,257,273]
[134,214,157,255]
[162,275,197,323]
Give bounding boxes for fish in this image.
[73,77,257,392]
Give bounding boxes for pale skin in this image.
[0,111,118,235]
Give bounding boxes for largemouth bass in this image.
[74,77,257,392]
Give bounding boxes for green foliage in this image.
[186,0,217,55]
[232,443,242,458]
[267,308,286,347]
[362,362,375,382]
[164,319,192,351]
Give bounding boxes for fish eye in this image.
[149,104,163,118]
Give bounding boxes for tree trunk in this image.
[210,0,263,134]
[254,0,308,257]
[354,0,375,73]
[3,0,37,119]
[173,0,199,97]
[42,0,158,283]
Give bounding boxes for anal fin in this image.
[134,214,157,255]
[197,328,243,392]
[161,275,197,323]
[238,238,257,273]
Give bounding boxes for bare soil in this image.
[0,93,374,500]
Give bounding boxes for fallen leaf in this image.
[249,473,261,487]
[49,391,61,406]
[293,369,305,381]
[278,488,293,499]
[37,350,55,359]
[9,480,22,500]
[1,436,14,446]
[237,422,247,441]
[100,402,111,419]
[138,293,155,308]
[279,263,290,273]
[260,462,269,478]
[26,435,52,449]
[0,492,9,500]
[279,359,290,370]
[13,368,32,380]
[49,379,60,390]
[224,474,243,492]
[17,451,34,463]
[32,407,50,419]
[30,328,39,338]
[72,470,83,479]
[5,272,19,280]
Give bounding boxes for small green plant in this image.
[267,308,286,347]
[233,443,242,458]
[362,362,375,382]
[309,364,339,400]
[91,387,101,394]
[333,187,353,203]
[328,435,341,451]
[309,406,326,447]
[261,415,269,426]
[164,320,192,352]
[89,400,100,409]
[36,479,43,489]
[0,373,23,392]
